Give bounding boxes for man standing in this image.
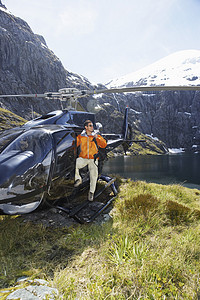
[74,120,107,201]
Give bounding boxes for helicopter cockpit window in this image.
[53,130,75,154]
[54,112,71,125]
[36,113,57,120]
[69,112,95,127]
[1,129,52,163]
[0,129,24,153]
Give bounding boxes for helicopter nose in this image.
[0,150,34,187]
[0,150,50,215]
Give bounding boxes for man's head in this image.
[84,120,94,135]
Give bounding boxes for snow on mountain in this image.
[0,1,12,14]
[106,50,200,88]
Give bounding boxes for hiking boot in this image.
[88,192,94,201]
[74,179,82,187]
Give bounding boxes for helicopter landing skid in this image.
[56,175,117,224]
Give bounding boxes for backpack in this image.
[93,137,107,162]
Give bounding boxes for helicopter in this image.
[0,85,200,222]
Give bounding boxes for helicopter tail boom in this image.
[122,106,129,140]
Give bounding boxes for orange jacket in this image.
[77,131,107,159]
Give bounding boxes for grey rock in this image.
[6,285,58,300]
[6,278,58,300]
[124,90,200,150]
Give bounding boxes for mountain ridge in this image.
[106,50,200,88]
[104,50,200,152]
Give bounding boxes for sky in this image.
[4,0,200,84]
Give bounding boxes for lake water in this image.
[103,154,200,190]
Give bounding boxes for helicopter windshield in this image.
[0,129,24,153]
[1,129,52,163]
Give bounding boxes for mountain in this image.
[106,50,200,152]
[0,2,95,119]
[106,50,200,88]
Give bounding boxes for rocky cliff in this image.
[0,2,94,119]
[106,51,200,152]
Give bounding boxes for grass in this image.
[0,108,26,130]
[110,129,167,156]
[130,131,167,155]
[1,180,200,299]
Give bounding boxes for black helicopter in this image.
[0,85,199,222]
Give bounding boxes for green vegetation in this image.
[130,130,167,155]
[0,108,26,130]
[0,110,198,298]
[109,129,167,157]
[1,180,200,299]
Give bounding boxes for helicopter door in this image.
[43,129,76,202]
[53,130,76,179]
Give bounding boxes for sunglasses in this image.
[88,124,93,127]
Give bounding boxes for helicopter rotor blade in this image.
[0,89,84,100]
[0,93,51,98]
[1,85,200,101]
[86,85,200,95]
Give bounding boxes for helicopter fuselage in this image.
[0,108,131,215]
[0,110,96,214]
